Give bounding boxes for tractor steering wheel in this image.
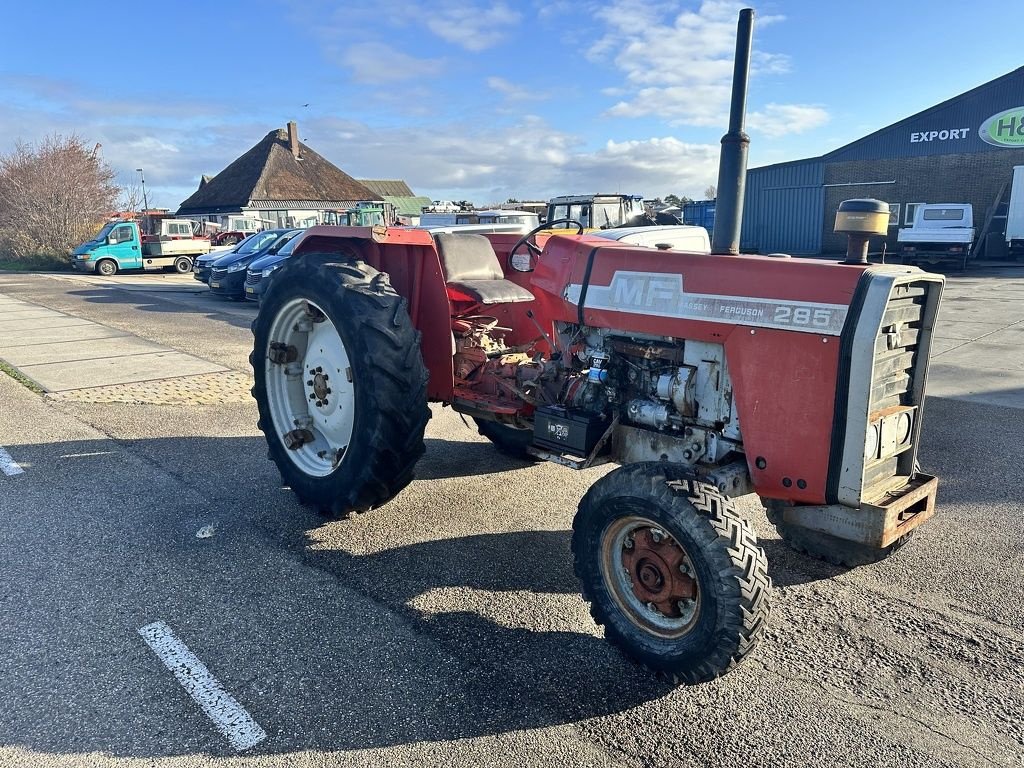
[507,218,585,273]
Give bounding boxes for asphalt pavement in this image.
[0,267,1021,767]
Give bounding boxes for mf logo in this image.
[609,272,685,313]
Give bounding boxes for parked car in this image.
[193,233,263,283]
[244,231,309,302]
[209,229,301,300]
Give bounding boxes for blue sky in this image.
[2,0,1022,209]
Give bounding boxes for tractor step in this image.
[525,445,614,470]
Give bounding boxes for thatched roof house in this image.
[176,122,378,227]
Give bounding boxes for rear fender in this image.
[294,227,455,400]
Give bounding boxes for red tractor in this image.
[249,11,944,683]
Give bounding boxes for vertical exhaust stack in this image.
[711,8,754,255]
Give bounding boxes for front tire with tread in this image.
[573,463,771,684]
[251,253,430,516]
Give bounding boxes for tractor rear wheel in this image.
[473,418,538,461]
[765,504,913,567]
[251,254,430,516]
[573,463,771,684]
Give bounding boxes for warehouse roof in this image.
[384,195,432,216]
[359,179,415,197]
[749,66,1024,172]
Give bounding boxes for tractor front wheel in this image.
[573,463,771,684]
[251,254,430,516]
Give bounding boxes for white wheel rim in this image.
[265,298,356,477]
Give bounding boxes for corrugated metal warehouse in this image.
[741,67,1024,256]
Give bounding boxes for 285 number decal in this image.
[773,306,834,327]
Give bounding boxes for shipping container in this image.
[682,200,716,231]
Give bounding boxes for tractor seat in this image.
[434,233,534,305]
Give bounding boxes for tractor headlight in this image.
[227,261,247,273]
[865,423,879,460]
[866,407,916,462]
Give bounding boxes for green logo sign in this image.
[980,107,1024,147]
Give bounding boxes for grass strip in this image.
[0,361,44,394]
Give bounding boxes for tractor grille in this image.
[245,271,261,287]
[863,281,928,492]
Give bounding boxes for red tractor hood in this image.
[529,235,868,339]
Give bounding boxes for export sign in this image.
[980,107,1024,147]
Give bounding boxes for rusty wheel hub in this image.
[622,528,696,618]
[601,516,701,638]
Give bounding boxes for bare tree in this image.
[0,134,119,260]
[704,185,717,200]
[119,180,146,215]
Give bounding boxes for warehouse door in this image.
[760,186,824,254]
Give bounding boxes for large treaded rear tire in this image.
[765,504,912,567]
[573,463,771,684]
[251,254,430,516]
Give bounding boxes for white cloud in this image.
[0,66,720,212]
[340,42,444,83]
[487,76,547,101]
[747,103,830,137]
[308,115,719,201]
[590,0,827,134]
[425,2,522,51]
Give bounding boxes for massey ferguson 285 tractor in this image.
[250,10,944,683]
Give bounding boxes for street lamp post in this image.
[135,167,149,233]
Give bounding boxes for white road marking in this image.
[0,447,24,476]
[138,621,267,752]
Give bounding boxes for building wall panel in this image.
[820,149,1024,253]
[741,160,824,254]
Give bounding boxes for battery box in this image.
[533,406,609,456]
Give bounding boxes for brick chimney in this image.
[287,121,300,160]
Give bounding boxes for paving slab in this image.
[0,316,95,333]
[0,323,128,348]
[18,350,226,391]
[932,341,1024,372]
[929,337,967,356]
[0,307,67,319]
[926,363,1024,408]
[0,336,168,367]
[981,325,1024,343]
[931,320,1006,341]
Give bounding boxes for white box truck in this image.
[897,203,974,269]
